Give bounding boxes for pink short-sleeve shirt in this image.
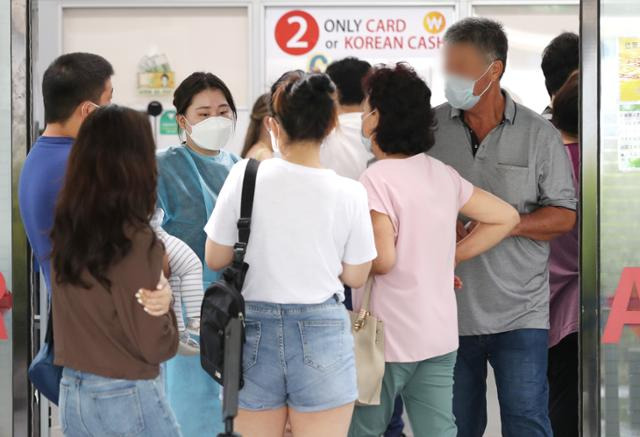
[357,153,474,363]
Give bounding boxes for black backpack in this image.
[200,159,260,386]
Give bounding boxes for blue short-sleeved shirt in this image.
[18,136,74,293]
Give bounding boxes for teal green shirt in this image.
[157,145,240,286]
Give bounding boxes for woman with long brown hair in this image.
[51,105,181,437]
[241,93,274,160]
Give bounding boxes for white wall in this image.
[474,4,579,113]
[61,6,250,154]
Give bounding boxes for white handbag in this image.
[349,276,386,406]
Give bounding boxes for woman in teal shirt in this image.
[157,72,240,436]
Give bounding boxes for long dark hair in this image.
[51,105,158,289]
[241,93,270,158]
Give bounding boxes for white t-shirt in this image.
[204,158,377,304]
[320,112,374,180]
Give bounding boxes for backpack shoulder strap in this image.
[236,159,260,249]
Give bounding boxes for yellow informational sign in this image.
[137,71,175,96]
[619,38,640,102]
[618,38,640,171]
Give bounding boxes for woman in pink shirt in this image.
[348,64,520,437]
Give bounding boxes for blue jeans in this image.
[384,397,405,437]
[453,329,552,437]
[240,296,357,412]
[59,367,181,437]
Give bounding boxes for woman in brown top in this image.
[50,105,181,437]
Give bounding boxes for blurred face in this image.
[444,42,502,96]
[177,88,233,133]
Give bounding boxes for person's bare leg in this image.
[235,407,288,437]
[288,403,355,437]
[283,420,294,437]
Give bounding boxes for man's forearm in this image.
[511,206,576,241]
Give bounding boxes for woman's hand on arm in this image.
[205,238,234,271]
[136,273,173,317]
[113,235,178,364]
[456,187,520,264]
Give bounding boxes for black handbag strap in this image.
[234,159,260,263]
[45,303,54,345]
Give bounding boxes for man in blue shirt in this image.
[19,53,114,292]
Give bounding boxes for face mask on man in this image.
[82,102,101,118]
[360,110,376,152]
[185,116,233,151]
[444,62,495,110]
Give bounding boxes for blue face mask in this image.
[445,62,495,110]
[360,110,376,152]
[361,133,372,152]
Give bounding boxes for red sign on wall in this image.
[275,10,320,56]
[602,267,640,343]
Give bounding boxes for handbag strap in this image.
[353,276,375,331]
[233,159,260,265]
[45,302,54,345]
[359,276,374,312]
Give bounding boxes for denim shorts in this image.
[240,296,357,412]
[59,367,181,437]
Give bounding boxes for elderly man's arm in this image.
[511,207,576,241]
[512,129,578,241]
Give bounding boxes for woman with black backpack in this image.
[204,71,377,437]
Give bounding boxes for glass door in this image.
[586,0,640,435]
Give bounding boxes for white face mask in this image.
[268,128,280,156]
[185,116,233,151]
[444,62,495,111]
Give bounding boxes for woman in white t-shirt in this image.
[204,71,377,437]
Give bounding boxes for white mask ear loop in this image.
[178,115,190,144]
[83,101,101,117]
[267,118,281,155]
[476,62,495,97]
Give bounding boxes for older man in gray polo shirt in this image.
[428,18,576,437]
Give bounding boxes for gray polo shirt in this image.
[429,92,577,336]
